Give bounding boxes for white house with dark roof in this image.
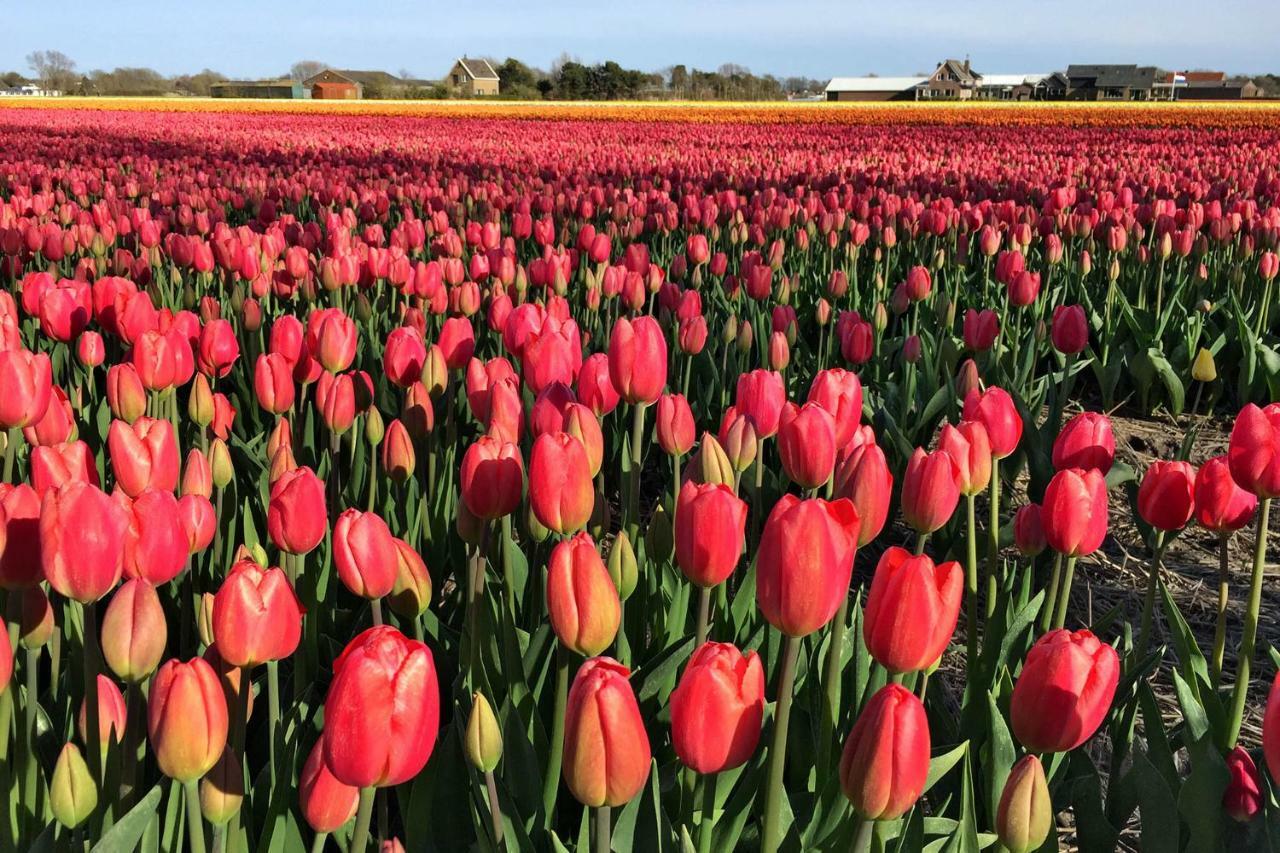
[447,57,500,97]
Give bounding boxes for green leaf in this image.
[1129,749,1181,852]
[986,693,1016,823]
[92,783,163,853]
[923,741,969,796]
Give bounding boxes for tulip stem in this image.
[267,659,281,789]
[484,768,505,846]
[1051,556,1078,631]
[2,426,18,482]
[965,495,980,680]
[22,645,38,816]
[1040,553,1063,634]
[542,645,570,826]
[184,778,208,853]
[985,457,1001,621]
[820,595,850,775]
[695,587,712,648]
[697,772,717,853]
[1225,498,1271,750]
[627,403,647,543]
[82,602,102,789]
[309,832,328,853]
[594,805,611,853]
[850,816,875,853]
[761,635,801,853]
[370,599,384,627]
[1210,534,1231,688]
[1135,532,1167,662]
[349,786,376,853]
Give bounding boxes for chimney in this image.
[964,55,970,74]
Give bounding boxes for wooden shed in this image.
[305,69,361,100]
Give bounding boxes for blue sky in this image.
[11,0,1279,79]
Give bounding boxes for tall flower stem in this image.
[850,816,875,853]
[627,403,647,543]
[1051,556,1079,631]
[695,586,712,648]
[1135,531,1167,662]
[819,594,850,776]
[594,805,611,853]
[985,457,1001,621]
[184,778,208,853]
[542,645,570,826]
[965,495,980,679]
[761,635,801,853]
[82,602,102,788]
[1210,534,1231,687]
[266,660,281,789]
[697,772,717,853]
[349,786,376,852]
[484,769,504,845]
[2,427,18,482]
[1040,553,1064,634]
[1225,498,1272,750]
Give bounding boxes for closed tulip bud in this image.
[465,692,503,772]
[1013,504,1047,556]
[213,562,303,667]
[267,467,327,555]
[209,439,234,490]
[563,657,651,807]
[50,744,97,830]
[187,374,214,428]
[562,403,604,478]
[200,749,244,825]
[1223,746,1262,823]
[646,502,674,560]
[547,532,620,656]
[309,308,358,373]
[863,547,964,673]
[686,433,732,488]
[1042,468,1108,557]
[523,502,549,543]
[101,578,167,682]
[902,334,922,364]
[1050,304,1089,355]
[757,495,860,637]
[736,319,754,354]
[422,345,449,398]
[834,440,893,546]
[77,331,105,368]
[808,368,863,450]
[1137,460,1196,532]
[42,481,129,603]
[720,411,758,473]
[901,447,961,535]
[675,481,748,588]
[18,586,55,650]
[954,358,981,401]
[963,309,999,352]
[656,394,696,456]
[1053,411,1115,473]
[839,684,930,820]
[198,592,216,647]
[768,331,790,371]
[78,673,126,748]
[1010,628,1119,753]
[0,349,52,430]
[962,387,1022,459]
[1229,403,1280,498]
[300,734,360,833]
[182,449,212,498]
[607,531,638,600]
[938,421,992,496]
[670,642,765,773]
[777,402,836,490]
[608,316,668,405]
[529,432,594,534]
[996,755,1053,853]
[334,509,398,600]
[323,626,440,788]
[254,353,295,415]
[149,657,229,781]
[460,436,524,520]
[1194,455,1257,533]
[1191,348,1217,383]
[734,369,785,439]
[387,538,432,619]
[106,363,147,425]
[380,419,416,484]
[108,417,180,498]
[383,326,427,389]
[316,372,356,435]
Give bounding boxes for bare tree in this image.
[289,60,330,82]
[26,50,76,93]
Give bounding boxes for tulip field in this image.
[4,98,1280,852]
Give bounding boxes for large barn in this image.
[824,76,927,101]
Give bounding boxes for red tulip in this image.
[39,279,91,342]
[863,547,964,673]
[31,440,99,497]
[777,402,837,490]
[383,327,426,388]
[42,481,129,603]
[839,684,930,820]
[546,532,620,656]
[938,421,992,496]
[0,484,42,590]
[656,394,695,456]
[1013,504,1047,556]
[380,419,417,484]
[1137,460,1196,531]
[1223,746,1262,823]
[149,657,229,781]
[197,318,240,378]
[807,368,863,450]
[78,673,127,747]
[132,329,178,391]
[963,308,999,351]
[669,642,765,773]
[734,369,786,439]
[459,436,524,521]
[1228,403,1280,498]
[562,657,651,807]
[308,308,358,373]
[1194,455,1258,533]
[267,467,327,555]
[316,371,356,435]
[675,481,748,588]
[1051,304,1089,355]
[438,316,476,370]
[77,331,105,368]
[254,353,296,415]
[106,363,147,424]
[212,560,302,669]
[833,439,893,546]
[576,352,620,417]
[23,385,74,447]
[118,489,188,585]
[107,417,180,498]
[100,578,167,682]
[1053,412,1115,473]
[608,315,668,405]
[323,626,440,788]
[0,348,52,429]
[900,447,961,535]
[1041,468,1108,557]
[333,509,399,600]
[521,315,582,396]
[528,431,594,535]
[962,387,1022,459]
[1010,628,1119,753]
[0,614,9,691]
[1263,672,1280,783]
[756,495,860,637]
[300,734,360,833]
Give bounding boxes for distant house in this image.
[1169,71,1261,100]
[447,58,500,97]
[210,80,304,99]
[918,58,982,100]
[1065,65,1175,100]
[975,72,1068,101]
[304,69,362,100]
[0,84,61,97]
[824,76,927,101]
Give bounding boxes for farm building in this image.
[975,72,1068,101]
[918,59,982,100]
[210,80,304,99]
[0,84,62,97]
[1171,71,1261,100]
[825,76,927,101]
[1064,65,1176,100]
[446,58,500,97]
[304,69,361,99]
